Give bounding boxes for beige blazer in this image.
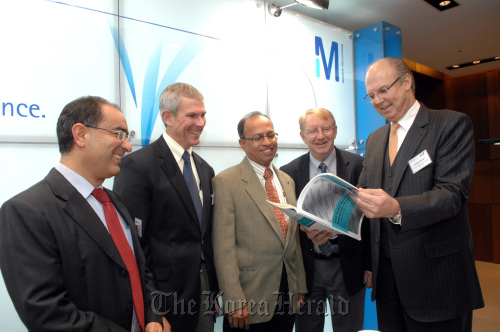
[212,157,307,324]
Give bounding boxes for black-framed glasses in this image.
[303,127,335,137]
[241,132,278,142]
[363,77,401,102]
[83,124,134,142]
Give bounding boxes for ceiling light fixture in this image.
[423,0,459,11]
[446,55,500,70]
[268,0,329,18]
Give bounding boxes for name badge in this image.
[134,218,143,238]
[408,149,432,174]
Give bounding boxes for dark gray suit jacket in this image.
[280,148,371,296]
[0,168,161,331]
[113,136,218,332]
[359,104,484,322]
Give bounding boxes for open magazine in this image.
[267,173,364,240]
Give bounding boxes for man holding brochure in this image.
[310,57,484,332]
[280,108,371,332]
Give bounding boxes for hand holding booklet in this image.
[267,173,364,240]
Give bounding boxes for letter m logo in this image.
[315,36,339,82]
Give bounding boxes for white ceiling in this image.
[275,0,500,77]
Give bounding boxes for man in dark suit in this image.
[349,57,484,331]
[0,96,167,331]
[113,83,218,332]
[280,108,371,332]
[213,112,307,332]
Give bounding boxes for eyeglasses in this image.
[363,77,401,102]
[303,127,335,137]
[241,132,278,142]
[84,124,134,142]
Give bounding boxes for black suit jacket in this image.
[0,168,161,332]
[113,136,218,331]
[280,148,371,295]
[358,105,484,322]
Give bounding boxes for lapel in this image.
[240,158,286,245]
[193,152,211,236]
[275,164,297,249]
[296,153,310,194]
[45,169,126,269]
[392,105,429,194]
[335,148,351,182]
[368,125,390,188]
[156,138,201,229]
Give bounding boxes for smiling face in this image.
[84,104,132,185]
[239,115,277,167]
[163,96,206,150]
[300,113,337,162]
[365,60,414,123]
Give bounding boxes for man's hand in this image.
[161,317,171,332]
[145,318,170,332]
[350,188,400,219]
[299,226,333,245]
[297,293,305,308]
[228,305,250,330]
[364,270,373,289]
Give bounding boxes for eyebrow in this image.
[113,126,129,133]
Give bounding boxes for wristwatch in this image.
[389,210,402,225]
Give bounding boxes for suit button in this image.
[277,275,281,281]
[121,269,128,277]
[202,240,204,245]
[376,238,379,244]
[127,303,133,312]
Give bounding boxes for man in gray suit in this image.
[280,108,371,332]
[341,57,483,331]
[212,112,307,332]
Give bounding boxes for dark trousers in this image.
[377,254,473,332]
[223,264,295,332]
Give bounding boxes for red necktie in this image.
[92,188,145,331]
[264,169,288,240]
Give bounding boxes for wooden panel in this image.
[413,72,446,109]
[469,161,492,204]
[468,203,493,262]
[493,160,500,205]
[447,74,490,161]
[486,70,500,160]
[493,205,500,264]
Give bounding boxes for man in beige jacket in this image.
[212,112,307,331]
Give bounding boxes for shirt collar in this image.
[55,162,97,199]
[163,132,193,163]
[396,100,420,131]
[247,157,274,179]
[309,148,336,172]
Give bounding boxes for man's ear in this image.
[238,138,246,152]
[161,109,173,127]
[72,123,87,148]
[300,132,307,144]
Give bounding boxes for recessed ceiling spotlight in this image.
[447,56,500,70]
[423,0,459,11]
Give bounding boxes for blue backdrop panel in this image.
[354,21,402,156]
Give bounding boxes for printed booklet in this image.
[267,173,364,240]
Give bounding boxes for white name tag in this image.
[408,150,432,174]
[134,218,142,238]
